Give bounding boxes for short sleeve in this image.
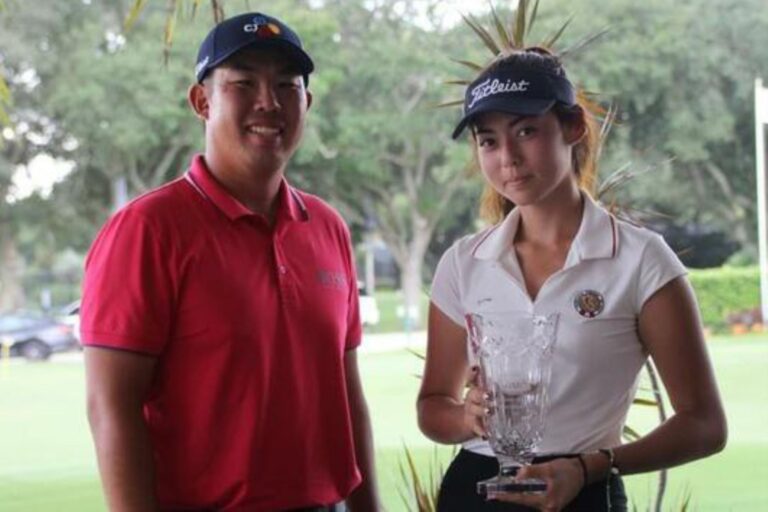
[635,233,688,311]
[430,244,465,327]
[80,208,175,355]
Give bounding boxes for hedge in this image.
[687,266,760,332]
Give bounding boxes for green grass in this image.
[365,289,431,334]
[1,336,766,510]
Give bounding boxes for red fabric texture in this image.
[81,155,362,510]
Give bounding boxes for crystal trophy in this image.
[465,312,559,497]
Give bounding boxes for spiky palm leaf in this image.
[442,0,605,115]
[398,445,456,512]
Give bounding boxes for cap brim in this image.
[451,98,556,139]
[198,39,315,83]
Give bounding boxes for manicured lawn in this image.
[365,289,430,334]
[1,335,766,510]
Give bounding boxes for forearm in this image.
[346,395,381,512]
[616,409,726,474]
[417,395,474,445]
[88,405,158,512]
[582,409,727,481]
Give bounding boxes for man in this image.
[82,12,380,511]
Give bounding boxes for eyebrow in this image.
[474,115,530,134]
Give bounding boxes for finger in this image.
[465,365,480,387]
[465,408,489,438]
[489,490,543,507]
[465,401,488,417]
[471,421,488,438]
[464,388,489,407]
[515,462,550,482]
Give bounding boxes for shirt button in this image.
[279,265,287,274]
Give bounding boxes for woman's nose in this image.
[499,140,522,169]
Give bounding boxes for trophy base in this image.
[477,475,547,497]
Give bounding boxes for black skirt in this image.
[437,449,628,512]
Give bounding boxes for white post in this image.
[755,78,768,324]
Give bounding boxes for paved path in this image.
[359,330,427,353]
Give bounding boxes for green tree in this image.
[560,0,768,257]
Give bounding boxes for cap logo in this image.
[243,16,281,37]
[573,290,605,319]
[467,77,531,110]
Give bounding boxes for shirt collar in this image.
[472,192,618,262]
[185,154,308,223]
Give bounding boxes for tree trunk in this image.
[400,224,431,330]
[0,233,26,311]
[112,175,129,211]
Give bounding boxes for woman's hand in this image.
[462,366,489,439]
[489,457,585,511]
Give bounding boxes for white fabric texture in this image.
[430,194,687,456]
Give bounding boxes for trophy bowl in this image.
[465,312,559,497]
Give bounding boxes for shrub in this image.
[688,266,760,333]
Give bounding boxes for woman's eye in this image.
[477,138,495,148]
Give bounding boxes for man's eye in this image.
[517,126,536,137]
[233,79,254,87]
[278,80,301,89]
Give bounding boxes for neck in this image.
[516,182,584,247]
[203,151,284,219]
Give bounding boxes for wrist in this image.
[580,450,612,484]
[598,448,620,478]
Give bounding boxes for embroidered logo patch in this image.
[573,290,605,318]
[316,270,347,290]
[243,15,281,37]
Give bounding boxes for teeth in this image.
[247,126,280,135]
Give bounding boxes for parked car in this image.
[0,312,78,361]
[56,300,81,341]
[358,282,381,327]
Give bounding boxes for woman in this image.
[416,47,727,511]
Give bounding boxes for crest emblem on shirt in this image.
[573,289,604,318]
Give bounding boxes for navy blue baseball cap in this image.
[452,57,576,139]
[195,12,314,84]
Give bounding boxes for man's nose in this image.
[254,83,280,112]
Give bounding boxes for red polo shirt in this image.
[81,155,362,511]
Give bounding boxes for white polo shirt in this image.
[431,193,687,456]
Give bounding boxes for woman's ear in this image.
[563,115,587,145]
[187,82,210,121]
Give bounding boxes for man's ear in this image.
[305,89,313,110]
[188,82,210,121]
